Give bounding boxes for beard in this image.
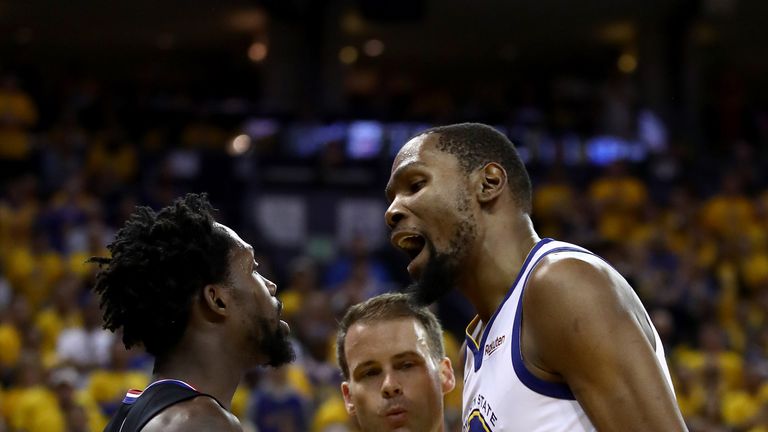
[406,216,476,306]
[255,314,295,368]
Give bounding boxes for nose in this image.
[381,371,403,399]
[264,277,277,296]
[385,199,406,230]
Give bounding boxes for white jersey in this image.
[462,239,674,432]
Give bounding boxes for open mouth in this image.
[394,233,426,261]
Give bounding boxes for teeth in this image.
[397,235,422,250]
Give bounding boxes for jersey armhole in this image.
[509,247,595,401]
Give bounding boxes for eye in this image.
[361,368,380,379]
[398,361,416,370]
[409,180,426,194]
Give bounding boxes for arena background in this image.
[1,0,768,430]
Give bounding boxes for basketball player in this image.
[90,193,294,431]
[384,123,688,431]
[336,292,456,432]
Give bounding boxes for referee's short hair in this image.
[336,292,446,380]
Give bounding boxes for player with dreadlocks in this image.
[91,193,294,432]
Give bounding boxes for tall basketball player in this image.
[384,123,687,431]
[91,193,294,431]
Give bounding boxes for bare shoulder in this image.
[522,251,656,373]
[525,251,641,321]
[521,249,687,430]
[140,396,242,432]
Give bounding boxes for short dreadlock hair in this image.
[416,122,532,213]
[89,193,235,358]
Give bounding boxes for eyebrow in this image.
[351,360,378,376]
[384,161,427,201]
[351,350,424,375]
[391,351,423,361]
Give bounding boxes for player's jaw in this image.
[390,228,455,306]
[404,217,476,306]
[250,300,295,367]
[390,229,428,279]
[405,243,456,306]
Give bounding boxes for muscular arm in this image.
[523,254,687,431]
[140,397,242,432]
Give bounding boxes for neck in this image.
[152,337,246,410]
[458,213,539,323]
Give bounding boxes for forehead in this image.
[344,318,431,365]
[391,133,454,174]
[215,222,252,253]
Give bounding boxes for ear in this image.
[476,162,507,204]
[202,283,230,318]
[341,381,356,416]
[439,357,456,394]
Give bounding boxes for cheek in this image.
[424,190,456,213]
[411,371,442,401]
[259,300,276,320]
[430,191,468,222]
[350,385,377,413]
[251,285,272,310]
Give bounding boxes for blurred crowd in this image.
[1,63,768,432]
